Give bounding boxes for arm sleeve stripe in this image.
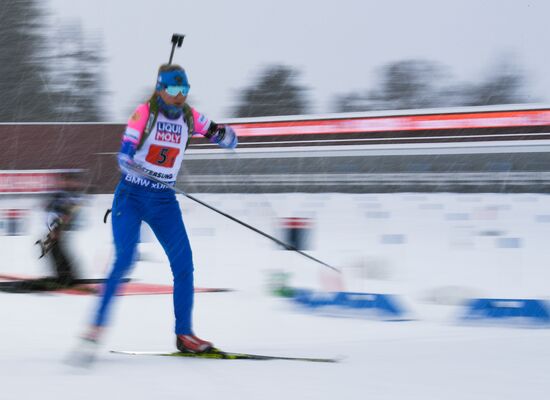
[123,127,141,143]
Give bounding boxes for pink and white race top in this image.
[121,103,211,185]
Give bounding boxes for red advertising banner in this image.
[231,110,550,137]
[0,170,78,194]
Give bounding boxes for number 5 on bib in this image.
[145,145,180,168]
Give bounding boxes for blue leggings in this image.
[93,183,195,334]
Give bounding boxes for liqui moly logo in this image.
[156,121,182,144]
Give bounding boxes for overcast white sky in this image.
[46,0,550,122]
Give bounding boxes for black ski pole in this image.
[124,163,341,273]
[168,34,185,64]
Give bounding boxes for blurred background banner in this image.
[3,104,550,193]
[0,169,82,194]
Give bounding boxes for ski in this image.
[110,348,340,363]
[0,275,130,284]
[0,280,88,293]
[0,277,131,294]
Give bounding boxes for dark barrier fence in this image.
[0,123,122,193]
[2,105,550,193]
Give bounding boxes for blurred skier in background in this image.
[38,187,82,282]
[0,177,83,292]
[82,64,237,355]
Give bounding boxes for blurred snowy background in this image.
[2,1,550,399]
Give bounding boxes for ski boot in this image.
[176,334,213,353]
[65,326,102,368]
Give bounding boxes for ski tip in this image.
[109,350,160,355]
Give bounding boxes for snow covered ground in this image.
[1,192,550,400]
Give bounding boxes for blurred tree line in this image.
[0,0,107,122]
[0,0,536,121]
[232,58,535,118]
[233,65,310,117]
[333,58,533,113]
